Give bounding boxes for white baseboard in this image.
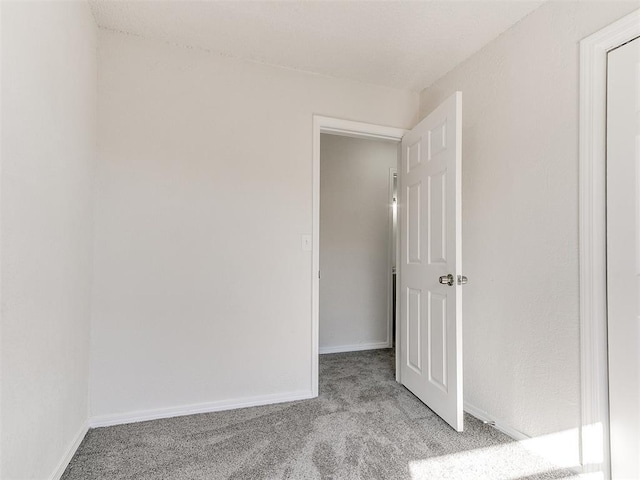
[50,421,88,480]
[464,402,583,477]
[319,341,391,355]
[464,402,528,440]
[89,390,314,428]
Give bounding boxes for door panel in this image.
[428,171,447,264]
[407,182,422,263]
[407,288,422,373]
[429,291,447,391]
[399,92,463,432]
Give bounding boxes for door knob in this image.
[439,274,454,286]
[457,275,468,285]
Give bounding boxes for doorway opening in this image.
[311,116,406,397]
[318,133,399,357]
[312,93,463,432]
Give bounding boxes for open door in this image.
[399,92,463,431]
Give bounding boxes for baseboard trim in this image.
[89,390,314,428]
[464,402,583,477]
[464,402,528,441]
[50,421,88,480]
[319,342,391,355]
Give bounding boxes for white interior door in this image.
[606,36,640,480]
[399,92,463,431]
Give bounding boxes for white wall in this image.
[419,0,639,463]
[91,29,417,421]
[0,1,96,478]
[319,134,396,353]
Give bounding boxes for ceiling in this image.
[90,0,545,92]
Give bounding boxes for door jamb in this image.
[388,167,398,359]
[311,115,407,396]
[579,9,640,478]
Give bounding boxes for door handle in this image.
[439,274,469,286]
[439,274,454,286]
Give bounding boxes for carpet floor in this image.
[62,349,578,479]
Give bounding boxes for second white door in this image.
[607,36,640,480]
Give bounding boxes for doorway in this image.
[311,91,467,432]
[311,116,406,397]
[318,133,399,355]
[312,93,464,433]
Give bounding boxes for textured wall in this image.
[319,134,397,352]
[0,1,96,478]
[419,0,639,461]
[91,29,417,420]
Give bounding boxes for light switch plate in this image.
[301,234,312,251]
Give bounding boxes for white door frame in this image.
[579,9,640,478]
[311,115,407,396]
[388,167,398,355]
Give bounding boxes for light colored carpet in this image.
[62,349,578,479]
